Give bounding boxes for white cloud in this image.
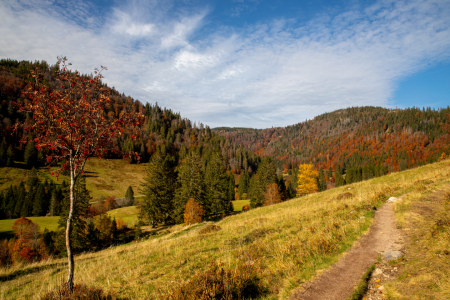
[0,0,449,128]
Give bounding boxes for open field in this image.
[231,199,250,211]
[1,160,450,299]
[107,206,139,227]
[0,158,148,199]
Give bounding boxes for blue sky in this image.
[1,0,449,128]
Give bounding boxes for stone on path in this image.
[386,197,399,203]
[382,250,404,261]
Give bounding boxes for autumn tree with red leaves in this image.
[14,57,142,291]
[11,217,47,263]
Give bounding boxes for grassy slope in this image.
[384,169,450,299]
[0,158,148,199]
[1,160,450,300]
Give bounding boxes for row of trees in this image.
[0,168,65,220]
[140,151,235,226]
[0,176,132,267]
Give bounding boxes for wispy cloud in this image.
[1,0,449,128]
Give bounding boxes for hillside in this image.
[1,159,449,299]
[214,106,450,184]
[0,58,259,175]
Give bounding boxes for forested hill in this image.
[0,58,259,173]
[213,106,450,185]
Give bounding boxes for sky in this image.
[1,0,449,129]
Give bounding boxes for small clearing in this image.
[290,196,405,300]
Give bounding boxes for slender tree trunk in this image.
[66,159,75,291]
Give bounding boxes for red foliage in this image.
[14,57,143,177]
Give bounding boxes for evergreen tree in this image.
[13,182,26,218]
[124,186,135,206]
[204,152,230,214]
[24,140,38,168]
[249,157,277,208]
[0,138,7,166]
[277,175,288,200]
[140,153,177,226]
[287,180,296,199]
[227,173,235,201]
[238,170,250,199]
[21,186,34,217]
[174,152,206,223]
[0,191,5,219]
[5,186,15,219]
[335,165,345,187]
[58,176,91,253]
[50,187,63,216]
[111,218,118,242]
[6,145,13,166]
[318,168,327,192]
[32,184,46,216]
[26,167,39,187]
[86,221,99,250]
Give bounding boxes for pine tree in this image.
[238,170,250,199]
[32,184,46,216]
[227,173,235,201]
[0,138,7,166]
[249,157,277,208]
[50,187,63,216]
[277,175,288,200]
[318,168,327,191]
[0,191,5,219]
[5,186,15,219]
[205,153,230,214]
[26,167,39,188]
[24,140,38,168]
[21,187,34,217]
[174,152,206,223]
[124,186,135,206]
[140,153,177,226]
[13,182,26,218]
[5,145,13,167]
[287,180,296,199]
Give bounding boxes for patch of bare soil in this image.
[289,198,405,300]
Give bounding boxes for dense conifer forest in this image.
[214,106,450,187]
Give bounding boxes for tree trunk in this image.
[65,161,75,291]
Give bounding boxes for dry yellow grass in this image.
[384,171,450,299]
[1,160,450,299]
[0,158,148,199]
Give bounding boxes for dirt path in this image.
[289,200,404,300]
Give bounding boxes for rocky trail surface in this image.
[289,197,405,300]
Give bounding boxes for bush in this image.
[162,260,265,300]
[41,284,116,300]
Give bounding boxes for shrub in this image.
[184,198,205,225]
[242,205,250,211]
[41,284,115,300]
[198,225,221,235]
[162,260,265,300]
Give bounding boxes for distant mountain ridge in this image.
[213,106,450,186]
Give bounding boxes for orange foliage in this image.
[184,198,205,225]
[264,183,282,206]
